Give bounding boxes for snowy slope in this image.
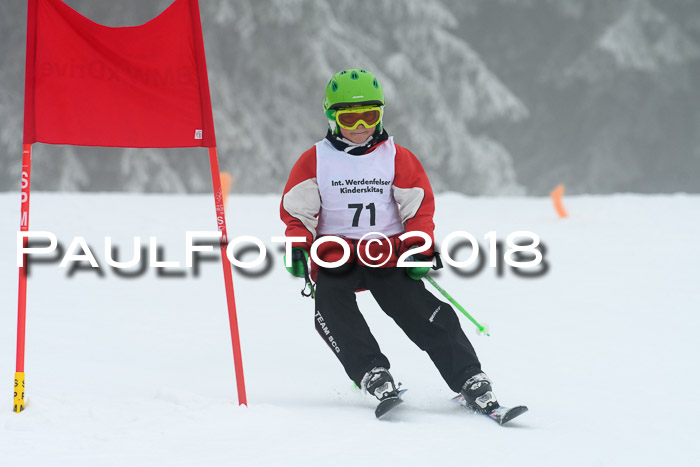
[0,192,699,466]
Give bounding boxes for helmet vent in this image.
[351,71,359,80]
[373,78,379,88]
[331,81,338,92]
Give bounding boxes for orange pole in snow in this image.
[550,184,568,218]
[220,172,233,206]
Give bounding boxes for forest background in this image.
[1,0,698,196]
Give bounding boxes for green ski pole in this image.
[424,275,490,336]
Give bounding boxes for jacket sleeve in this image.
[392,145,436,254]
[280,146,320,252]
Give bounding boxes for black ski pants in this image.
[313,264,482,393]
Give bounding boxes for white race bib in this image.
[316,137,404,239]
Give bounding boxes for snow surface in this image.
[1,192,699,466]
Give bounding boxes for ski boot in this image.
[460,372,500,414]
[361,367,404,418]
[457,373,529,425]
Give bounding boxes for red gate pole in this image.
[208,147,247,406]
[14,144,32,413]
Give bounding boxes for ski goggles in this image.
[334,105,382,130]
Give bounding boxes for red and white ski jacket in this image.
[280,136,435,275]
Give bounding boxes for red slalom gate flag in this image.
[15,0,247,412]
[23,0,216,148]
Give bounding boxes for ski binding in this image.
[451,394,528,425]
[375,389,407,418]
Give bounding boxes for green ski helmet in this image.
[323,68,385,133]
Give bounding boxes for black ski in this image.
[375,389,407,418]
[451,394,528,425]
[483,405,529,425]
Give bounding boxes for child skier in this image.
[280,69,524,421]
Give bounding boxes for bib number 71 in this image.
[348,203,376,227]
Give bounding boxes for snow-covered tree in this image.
[449,0,700,194]
[336,0,528,194]
[553,0,700,192]
[563,0,700,81]
[0,0,27,192]
[199,0,381,193]
[0,0,548,195]
[1,0,698,194]
[202,0,527,194]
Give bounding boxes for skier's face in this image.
[339,123,374,144]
